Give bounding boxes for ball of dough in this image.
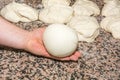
[102,0,120,17]
[100,16,119,32]
[103,0,118,3]
[42,0,71,8]
[100,17,114,32]
[67,16,100,42]
[72,0,100,16]
[101,16,120,39]
[39,4,73,24]
[0,2,38,22]
[77,29,99,42]
[43,24,78,57]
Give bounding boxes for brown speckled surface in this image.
[0,0,120,80]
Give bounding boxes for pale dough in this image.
[77,29,99,42]
[67,16,100,42]
[101,16,120,39]
[42,0,71,8]
[72,0,100,16]
[0,2,38,22]
[102,0,120,17]
[43,24,78,57]
[103,0,118,3]
[39,4,73,24]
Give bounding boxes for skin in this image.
[0,16,81,61]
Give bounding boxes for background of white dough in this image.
[42,0,71,8]
[67,16,100,42]
[0,2,38,23]
[0,0,101,42]
[39,4,73,24]
[72,0,100,16]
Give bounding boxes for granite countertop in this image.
[0,0,120,80]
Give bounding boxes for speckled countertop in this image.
[0,0,120,80]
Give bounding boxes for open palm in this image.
[26,28,81,61]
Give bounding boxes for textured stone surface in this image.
[0,0,120,80]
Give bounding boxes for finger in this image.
[70,55,79,61]
[59,57,71,61]
[45,52,80,61]
[74,51,81,58]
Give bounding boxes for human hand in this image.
[25,28,81,61]
[0,16,80,61]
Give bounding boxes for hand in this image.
[25,28,81,61]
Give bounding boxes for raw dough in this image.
[77,29,99,42]
[102,0,120,17]
[72,0,100,16]
[103,0,117,3]
[101,16,120,39]
[67,16,100,42]
[42,0,71,8]
[43,24,78,57]
[39,4,73,24]
[0,2,38,22]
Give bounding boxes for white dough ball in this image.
[67,16,100,42]
[101,16,120,39]
[43,24,78,57]
[42,0,71,8]
[39,5,73,24]
[72,0,100,16]
[77,29,99,42]
[102,0,120,17]
[100,16,114,32]
[103,0,118,3]
[0,2,38,23]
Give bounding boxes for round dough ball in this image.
[100,16,120,39]
[43,24,78,57]
[102,0,120,17]
[42,0,71,8]
[39,5,73,24]
[0,2,38,23]
[77,29,99,42]
[67,16,100,42]
[110,23,120,39]
[100,17,114,32]
[101,16,119,32]
[103,0,118,3]
[72,0,100,16]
